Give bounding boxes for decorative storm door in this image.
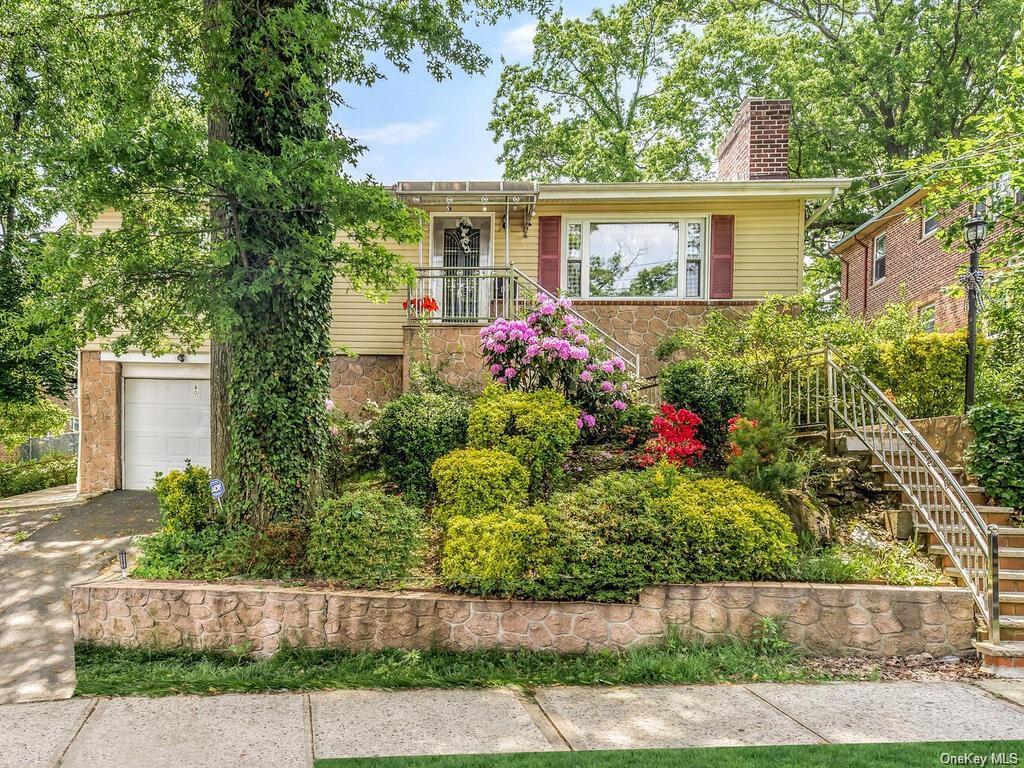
[442,218,482,322]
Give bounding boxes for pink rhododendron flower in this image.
[601,380,614,393]
[490,364,502,375]
[612,400,627,410]
[504,367,517,379]
[580,370,593,383]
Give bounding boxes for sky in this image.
[338,1,611,185]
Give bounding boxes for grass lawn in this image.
[74,633,870,697]
[315,741,1024,768]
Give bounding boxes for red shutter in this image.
[709,214,735,299]
[537,216,561,293]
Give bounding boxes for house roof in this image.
[829,186,926,255]
[392,178,852,205]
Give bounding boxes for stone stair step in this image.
[918,523,1022,538]
[999,593,1024,604]
[975,640,1024,676]
[929,545,1024,559]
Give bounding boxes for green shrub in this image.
[967,402,1024,510]
[442,466,797,602]
[153,461,214,533]
[467,386,578,499]
[0,452,77,498]
[0,399,70,451]
[376,392,470,501]
[868,332,971,418]
[431,448,529,522]
[307,490,424,585]
[441,511,554,595]
[324,411,381,494]
[660,358,749,464]
[134,524,253,580]
[725,399,807,497]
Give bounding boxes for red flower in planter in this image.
[637,403,705,468]
[403,296,439,313]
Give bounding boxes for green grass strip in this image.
[74,635,871,698]
[316,741,1024,768]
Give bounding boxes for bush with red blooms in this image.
[637,404,704,468]
[726,415,759,458]
[403,295,439,314]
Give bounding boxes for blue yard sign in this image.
[209,478,225,500]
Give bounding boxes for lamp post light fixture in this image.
[963,214,988,411]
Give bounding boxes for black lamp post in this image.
[964,215,988,411]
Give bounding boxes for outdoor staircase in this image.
[784,346,1024,677]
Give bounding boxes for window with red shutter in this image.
[538,216,561,293]
[709,215,735,299]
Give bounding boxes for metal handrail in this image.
[781,344,996,630]
[409,265,642,376]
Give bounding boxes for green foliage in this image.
[324,409,382,495]
[725,399,807,497]
[431,448,529,523]
[869,332,969,418]
[967,402,1024,511]
[133,524,254,581]
[660,358,748,464]
[0,453,77,499]
[468,386,579,499]
[376,393,470,502]
[441,512,554,596]
[307,490,424,585]
[153,461,214,534]
[787,539,945,586]
[444,466,797,602]
[0,399,70,451]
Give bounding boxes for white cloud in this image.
[501,22,537,60]
[353,119,440,146]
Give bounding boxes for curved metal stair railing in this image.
[780,346,1000,638]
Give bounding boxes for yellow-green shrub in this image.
[431,448,529,522]
[468,386,578,499]
[441,511,554,595]
[153,461,214,533]
[869,332,975,418]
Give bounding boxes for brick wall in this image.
[716,98,791,181]
[838,199,974,329]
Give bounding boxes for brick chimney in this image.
[716,97,791,181]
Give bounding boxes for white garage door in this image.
[123,378,211,490]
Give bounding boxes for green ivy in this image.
[967,402,1024,511]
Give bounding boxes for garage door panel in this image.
[123,378,211,490]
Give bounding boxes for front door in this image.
[432,215,491,322]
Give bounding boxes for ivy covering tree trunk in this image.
[214,0,335,527]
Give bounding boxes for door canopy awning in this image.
[392,181,539,237]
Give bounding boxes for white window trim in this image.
[560,214,711,301]
[919,302,937,332]
[872,233,887,285]
[426,211,496,268]
[921,214,940,240]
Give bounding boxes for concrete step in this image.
[918,523,1023,539]
[906,504,1015,526]
[930,546,1024,571]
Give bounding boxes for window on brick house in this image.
[922,215,940,238]
[919,303,936,332]
[873,234,886,283]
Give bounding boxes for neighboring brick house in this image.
[76,97,852,494]
[833,186,1020,331]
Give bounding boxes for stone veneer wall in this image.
[571,301,758,377]
[72,581,975,658]
[909,415,974,468]
[402,325,488,392]
[329,355,403,416]
[78,351,121,494]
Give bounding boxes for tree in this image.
[24,0,542,527]
[490,0,707,182]
[906,48,1024,403]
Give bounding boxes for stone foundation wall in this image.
[72,581,975,659]
[910,415,974,468]
[402,325,488,392]
[571,301,759,377]
[329,355,403,416]
[78,351,121,494]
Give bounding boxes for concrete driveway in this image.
[0,492,159,705]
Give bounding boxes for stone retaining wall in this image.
[72,581,975,658]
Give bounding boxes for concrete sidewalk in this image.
[3,680,1024,768]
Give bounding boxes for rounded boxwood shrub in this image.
[431,448,529,523]
[468,386,578,499]
[441,511,554,596]
[307,489,424,585]
[660,358,749,464]
[153,460,214,533]
[376,392,470,501]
